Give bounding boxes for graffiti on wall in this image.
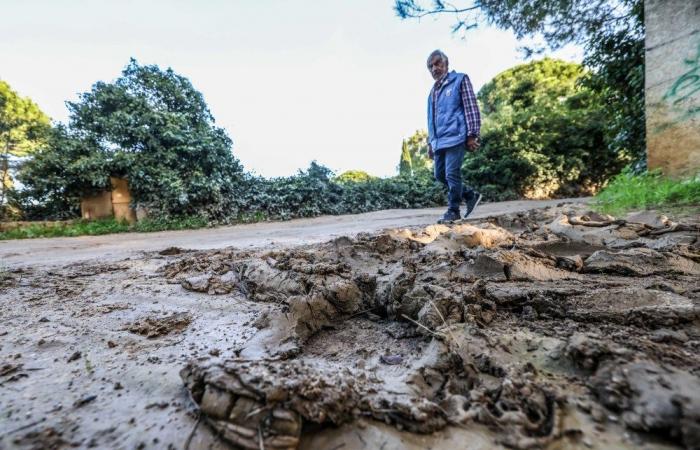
[662,40,700,123]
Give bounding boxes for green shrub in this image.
[238,162,444,222]
[464,59,627,201]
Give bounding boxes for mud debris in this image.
[591,360,700,448]
[73,394,97,408]
[181,270,238,294]
[166,206,699,449]
[125,312,192,338]
[2,204,698,450]
[12,427,72,450]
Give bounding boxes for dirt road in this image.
[0,199,584,268]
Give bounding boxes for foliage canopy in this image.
[0,80,51,218]
[394,0,645,163]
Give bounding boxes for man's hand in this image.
[428,146,434,160]
[467,136,480,152]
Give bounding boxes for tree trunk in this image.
[0,140,11,220]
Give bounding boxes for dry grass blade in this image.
[401,314,444,338]
[428,299,461,348]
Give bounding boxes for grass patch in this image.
[0,216,209,240]
[132,216,209,232]
[593,169,700,215]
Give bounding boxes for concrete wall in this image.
[645,0,700,177]
[79,177,137,223]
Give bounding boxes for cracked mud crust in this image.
[2,204,698,450]
[165,206,700,449]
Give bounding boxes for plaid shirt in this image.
[432,72,481,138]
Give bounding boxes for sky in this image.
[1,0,581,178]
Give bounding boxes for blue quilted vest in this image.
[427,71,467,151]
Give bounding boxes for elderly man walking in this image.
[426,49,482,223]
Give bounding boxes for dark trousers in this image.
[433,142,473,212]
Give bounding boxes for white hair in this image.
[427,50,449,67]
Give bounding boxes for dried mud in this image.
[1,204,699,449]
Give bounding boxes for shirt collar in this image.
[434,71,451,90]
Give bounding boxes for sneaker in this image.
[464,191,482,218]
[437,209,461,224]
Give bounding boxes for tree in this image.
[14,125,108,219]
[335,170,377,183]
[464,58,622,199]
[398,140,413,176]
[0,81,51,218]
[17,59,246,220]
[398,130,432,177]
[394,0,645,163]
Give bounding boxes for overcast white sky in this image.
[1,0,581,177]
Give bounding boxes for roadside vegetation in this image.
[0,216,209,240]
[593,169,700,215]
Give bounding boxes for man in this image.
[426,49,482,223]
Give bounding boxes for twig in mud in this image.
[184,412,201,450]
[162,336,187,347]
[567,217,625,227]
[305,300,319,330]
[345,306,378,320]
[400,314,443,338]
[4,418,45,436]
[258,425,265,450]
[245,406,269,419]
[648,223,699,236]
[428,299,461,348]
[354,430,367,446]
[225,356,285,363]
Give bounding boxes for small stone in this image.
[107,341,117,348]
[67,351,82,362]
[380,354,403,365]
[650,329,689,344]
[521,305,538,320]
[590,405,606,423]
[73,394,97,408]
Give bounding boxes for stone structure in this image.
[645,0,700,177]
[80,177,138,223]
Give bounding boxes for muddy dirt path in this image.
[0,199,583,269]
[1,201,699,450]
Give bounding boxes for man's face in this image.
[428,55,448,81]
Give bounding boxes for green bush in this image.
[14,60,246,221]
[463,59,628,201]
[238,162,444,222]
